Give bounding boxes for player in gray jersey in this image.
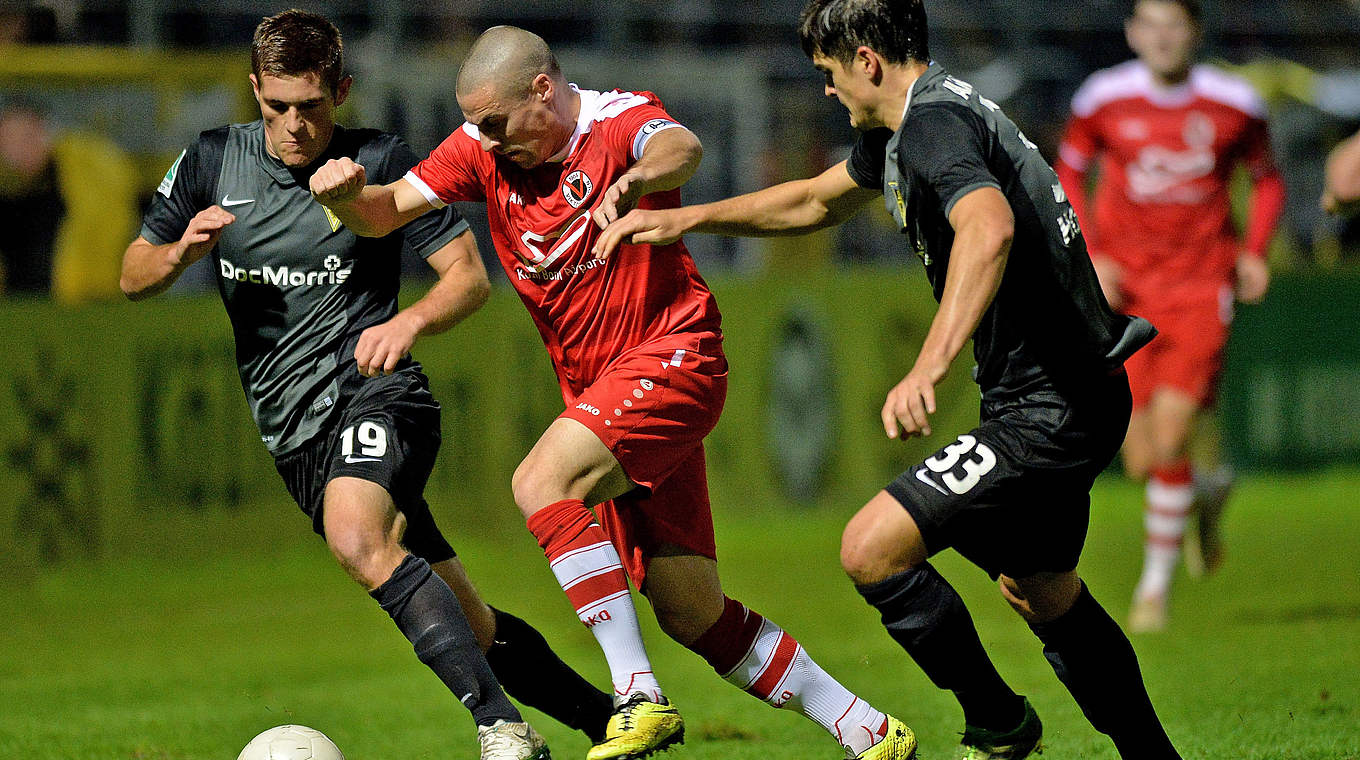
[119,11,610,760]
[597,1,1182,758]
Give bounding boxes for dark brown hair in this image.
[251,9,345,94]
[798,0,929,66]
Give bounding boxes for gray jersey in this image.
[848,64,1155,397]
[141,121,468,455]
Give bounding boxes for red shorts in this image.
[559,332,728,586]
[1124,286,1232,410]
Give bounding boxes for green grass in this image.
[2,470,1358,759]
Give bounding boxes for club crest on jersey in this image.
[562,170,594,208]
[322,206,344,232]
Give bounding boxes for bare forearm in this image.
[400,271,489,338]
[325,185,406,238]
[917,220,1011,372]
[686,178,842,237]
[120,238,190,301]
[401,232,492,338]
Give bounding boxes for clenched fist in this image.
[310,157,367,205]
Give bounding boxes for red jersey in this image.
[406,86,722,395]
[1057,61,1283,303]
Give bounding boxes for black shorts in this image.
[885,370,1132,580]
[273,367,454,563]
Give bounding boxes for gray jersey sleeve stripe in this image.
[407,217,470,260]
[942,180,1003,218]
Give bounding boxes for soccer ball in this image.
[237,725,344,760]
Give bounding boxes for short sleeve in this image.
[408,125,487,207]
[900,103,1000,216]
[846,128,891,189]
[593,92,686,162]
[368,134,470,259]
[364,133,423,185]
[1061,73,1113,172]
[139,129,224,245]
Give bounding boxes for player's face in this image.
[1126,0,1199,83]
[251,71,350,168]
[812,54,879,131]
[459,83,560,169]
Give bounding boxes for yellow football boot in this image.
[846,714,917,760]
[585,693,684,760]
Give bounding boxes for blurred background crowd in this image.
[1,0,1359,299]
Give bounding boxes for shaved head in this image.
[456,25,561,99]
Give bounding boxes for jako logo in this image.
[562,170,593,208]
[219,255,351,287]
[583,610,613,628]
[575,402,601,416]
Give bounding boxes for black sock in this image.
[857,564,1024,732]
[1029,582,1181,759]
[371,554,520,727]
[486,607,613,742]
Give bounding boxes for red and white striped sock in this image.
[1136,461,1195,600]
[527,498,661,702]
[691,597,888,755]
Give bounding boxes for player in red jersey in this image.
[1055,0,1285,632]
[310,25,917,760]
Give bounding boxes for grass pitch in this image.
[2,469,1357,759]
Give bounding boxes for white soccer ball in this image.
[237,725,344,760]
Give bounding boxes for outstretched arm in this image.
[881,186,1014,439]
[353,229,491,377]
[120,206,235,300]
[593,159,878,259]
[592,127,703,229]
[310,158,436,238]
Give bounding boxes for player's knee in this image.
[326,526,400,590]
[840,524,905,586]
[841,491,928,586]
[651,595,720,648]
[510,457,553,515]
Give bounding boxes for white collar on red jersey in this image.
[546,85,654,162]
[546,85,594,163]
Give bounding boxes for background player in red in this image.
[310,24,917,760]
[1055,0,1285,632]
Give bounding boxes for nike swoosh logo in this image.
[344,456,381,464]
[915,468,948,495]
[221,195,255,207]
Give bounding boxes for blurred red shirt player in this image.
[1056,0,1285,632]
